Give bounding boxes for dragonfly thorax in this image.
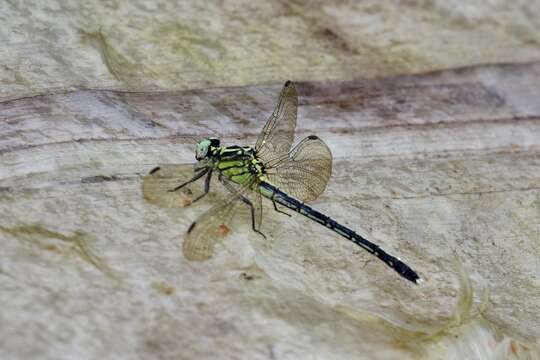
[215,145,265,186]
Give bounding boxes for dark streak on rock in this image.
[346,185,540,202]
[297,81,505,111]
[327,115,539,135]
[1,62,539,159]
[209,96,261,127]
[0,135,191,155]
[1,115,538,157]
[317,27,356,54]
[1,61,539,106]
[0,224,114,276]
[81,175,119,184]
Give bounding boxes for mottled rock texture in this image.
[1,1,540,359]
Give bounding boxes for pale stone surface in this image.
[2,0,540,99]
[1,1,540,359]
[2,63,540,359]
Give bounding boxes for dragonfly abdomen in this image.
[259,181,421,284]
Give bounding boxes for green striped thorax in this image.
[195,138,266,186]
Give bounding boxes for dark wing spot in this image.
[284,80,292,87]
[187,222,197,234]
[149,166,161,174]
[307,135,318,140]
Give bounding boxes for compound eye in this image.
[196,141,210,160]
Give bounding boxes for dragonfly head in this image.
[195,138,220,161]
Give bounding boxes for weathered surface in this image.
[1,62,540,359]
[2,0,540,100]
[2,0,540,358]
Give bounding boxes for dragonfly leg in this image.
[192,170,213,203]
[239,195,267,240]
[272,199,291,217]
[168,168,208,192]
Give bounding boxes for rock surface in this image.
[1,1,540,359]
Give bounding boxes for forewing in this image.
[255,81,298,164]
[142,164,210,208]
[182,198,240,261]
[265,135,332,203]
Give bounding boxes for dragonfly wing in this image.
[265,135,332,203]
[218,175,263,231]
[183,198,239,261]
[142,164,215,208]
[255,81,298,165]
[183,175,263,261]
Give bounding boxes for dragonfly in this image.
[142,81,421,284]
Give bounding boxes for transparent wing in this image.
[142,164,220,208]
[255,81,298,166]
[219,175,263,231]
[182,175,263,261]
[182,197,239,261]
[265,135,332,203]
